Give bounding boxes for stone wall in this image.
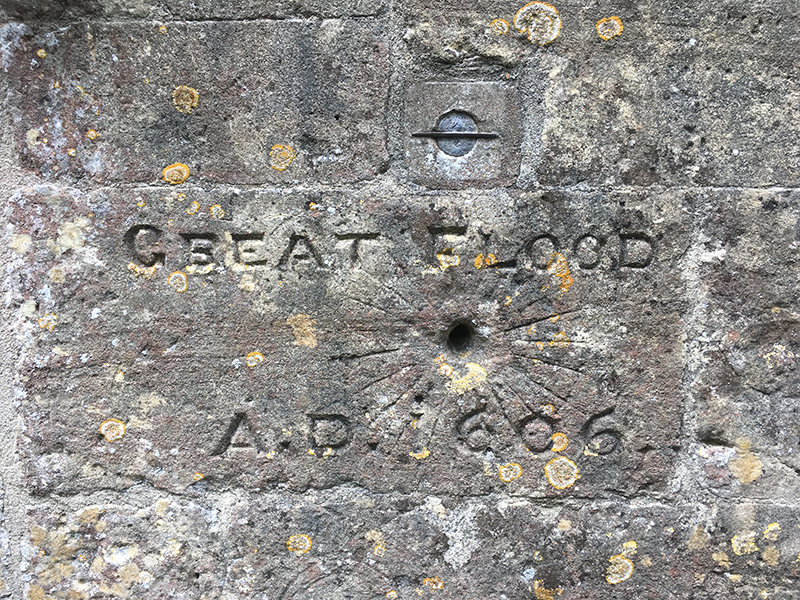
[1,1,799,598]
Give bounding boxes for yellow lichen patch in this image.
[67,148,76,157]
[474,253,497,269]
[38,313,57,331]
[445,362,487,395]
[687,526,709,550]
[490,18,510,35]
[622,541,638,557]
[596,16,624,41]
[544,456,579,489]
[547,332,570,347]
[606,554,634,585]
[763,343,795,369]
[763,523,781,541]
[10,233,32,255]
[269,144,297,171]
[186,201,200,215]
[513,2,562,45]
[136,198,146,208]
[541,404,555,415]
[731,532,759,556]
[533,579,563,600]
[550,432,569,452]
[547,253,573,293]
[209,204,225,219]
[286,534,312,554]
[127,262,157,278]
[36,48,47,58]
[158,24,168,33]
[162,162,190,185]
[438,363,454,377]
[86,129,98,140]
[192,472,204,481]
[762,545,780,566]
[171,86,199,114]
[498,462,523,482]
[168,271,188,293]
[373,541,386,557]
[161,539,181,558]
[729,438,763,484]
[423,577,443,590]
[437,251,460,270]
[409,447,430,460]
[245,351,265,367]
[386,592,398,599]
[287,313,317,348]
[99,418,126,442]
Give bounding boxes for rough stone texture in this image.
[3,1,800,599]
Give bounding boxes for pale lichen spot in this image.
[712,551,731,568]
[269,144,297,171]
[287,313,317,348]
[168,271,188,293]
[160,539,182,558]
[10,233,32,255]
[49,267,65,283]
[162,162,190,185]
[513,2,562,45]
[596,16,624,41]
[687,526,709,550]
[762,545,780,566]
[114,370,124,382]
[38,313,58,331]
[186,201,200,215]
[86,129,98,140]
[606,554,634,585]
[171,86,199,113]
[423,577,443,590]
[729,438,763,484]
[245,351,265,367]
[544,456,579,489]
[731,532,759,555]
[445,362,487,395]
[210,204,225,219]
[490,18,510,35]
[128,263,157,279]
[533,579,563,599]
[99,418,126,442]
[498,462,522,482]
[409,447,430,460]
[556,519,571,532]
[550,432,568,452]
[621,541,638,557]
[763,522,781,541]
[286,534,312,554]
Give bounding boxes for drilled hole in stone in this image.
[447,323,473,352]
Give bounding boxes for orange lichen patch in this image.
[731,532,759,556]
[438,363,454,377]
[409,447,430,460]
[547,253,573,293]
[386,592,398,599]
[38,313,57,331]
[86,129,98,140]
[550,432,569,452]
[490,18,510,35]
[186,201,200,215]
[606,554,634,585]
[437,251,460,270]
[474,253,498,269]
[286,534,312,554]
[434,354,446,364]
[729,438,763,484]
[498,462,523,482]
[99,418,126,442]
[423,577,443,590]
[136,199,146,208]
[763,523,781,541]
[445,363,487,395]
[167,271,188,293]
[171,86,199,114]
[373,541,386,557]
[533,580,563,600]
[67,148,76,157]
[36,48,47,58]
[544,456,579,489]
[762,545,780,566]
[269,144,297,171]
[191,472,205,481]
[162,163,190,185]
[596,16,624,40]
[127,263,157,279]
[245,351,265,367]
[287,313,317,348]
[513,2,562,45]
[159,24,168,34]
[210,204,225,219]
